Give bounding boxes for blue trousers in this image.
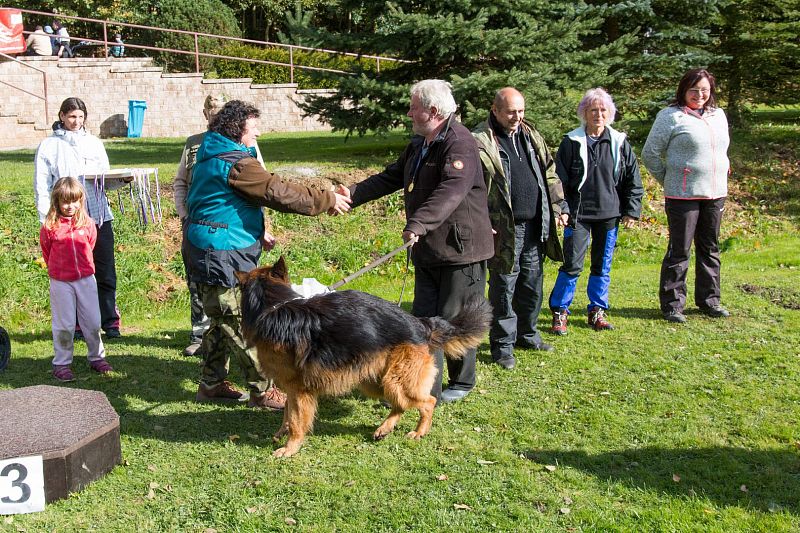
[488,220,545,360]
[549,217,618,313]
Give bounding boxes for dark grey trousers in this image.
[660,197,725,313]
[412,261,487,399]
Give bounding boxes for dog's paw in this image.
[373,429,389,441]
[405,430,423,440]
[272,446,297,458]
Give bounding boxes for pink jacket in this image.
[40,218,97,281]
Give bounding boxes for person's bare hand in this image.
[261,231,277,251]
[402,230,418,245]
[328,185,352,215]
[621,216,637,229]
[556,213,570,228]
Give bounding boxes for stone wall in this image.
[0,55,333,150]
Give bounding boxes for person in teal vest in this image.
[185,100,351,409]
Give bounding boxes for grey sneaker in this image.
[663,310,687,323]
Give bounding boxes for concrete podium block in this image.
[0,385,121,503]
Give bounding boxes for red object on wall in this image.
[0,8,25,54]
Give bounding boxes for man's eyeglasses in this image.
[687,88,711,96]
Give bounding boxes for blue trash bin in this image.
[127,100,147,138]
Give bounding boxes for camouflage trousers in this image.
[197,283,271,394]
[188,279,210,344]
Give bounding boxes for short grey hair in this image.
[410,79,457,118]
[577,87,616,125]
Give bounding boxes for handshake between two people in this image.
[328,184,418,247]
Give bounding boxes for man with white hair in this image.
[345,79,494,404]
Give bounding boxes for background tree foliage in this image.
[15,0,800,132]
[283,0,633,143]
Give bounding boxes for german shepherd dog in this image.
[235,257,492,458]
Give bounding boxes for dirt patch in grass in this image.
[738,283,800,310]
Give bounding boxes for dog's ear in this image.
[233,270,249,285]
[271,256,289,282]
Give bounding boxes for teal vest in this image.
[186,131,262,251]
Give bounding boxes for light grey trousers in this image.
[50,276,106,366]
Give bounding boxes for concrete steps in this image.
[0,55,332,150]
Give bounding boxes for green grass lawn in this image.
[0,115,798,532]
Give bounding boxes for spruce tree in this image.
[289,0,631,144]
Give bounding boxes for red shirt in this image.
[40,217,97,281]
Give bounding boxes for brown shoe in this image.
[588,307,614,331]
[196,380,248,403]
[248,386,286,410]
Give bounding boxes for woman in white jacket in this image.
[642,69,730,324]
[34,97,125,338]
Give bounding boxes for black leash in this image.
[327,238,417,305]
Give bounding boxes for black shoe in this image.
[516,339,553,351]
[663,310,687,323]
[104,328,121,338]
[700,305,730,318]
[439,388,470,404]
[493,356,516,370]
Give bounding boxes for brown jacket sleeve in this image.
[228,157,335,216]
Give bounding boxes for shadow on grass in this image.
[525,447,800,514]
[0,348,380,448]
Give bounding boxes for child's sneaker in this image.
[53,365,75,382]
[89,359,114,374]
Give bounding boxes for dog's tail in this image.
[424,297,492,359]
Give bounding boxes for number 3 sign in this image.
[0,456,45,514]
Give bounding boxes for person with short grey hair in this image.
[548,87,643,335]
[343,79,494,404]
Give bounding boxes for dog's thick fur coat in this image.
[236,257,492,457]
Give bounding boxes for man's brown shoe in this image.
[588,307,614,331]
[196,380,248,403]
[248,386,286,410]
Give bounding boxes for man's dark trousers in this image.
[488,219,544,361]
[412,261,487,401]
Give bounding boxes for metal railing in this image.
[16,8,408,80]
[0,51,48,122]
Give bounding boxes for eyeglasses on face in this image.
[687,88,711,95]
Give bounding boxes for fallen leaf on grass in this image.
[473,427,482,433]
[228,434,240,443]
[344,480,356,487]
[436,474,448,481]
[563,496,573,505]
[203,529,217,533]
[478,389,488,394]
[477,459,495,465]
[453,503,472,511]
[672,474,681,482]
[285,517,297,526]
[559,507,571,515]
[545,465,557,472]
[599,391,611,396]
[147,464,157,472]
[740,485,748,493]
[3,517,12,524]
[246,507,257,514]
[703,509,716,514]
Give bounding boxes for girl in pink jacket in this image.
[40,177,113,382]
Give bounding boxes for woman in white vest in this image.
[548,88,643,335]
